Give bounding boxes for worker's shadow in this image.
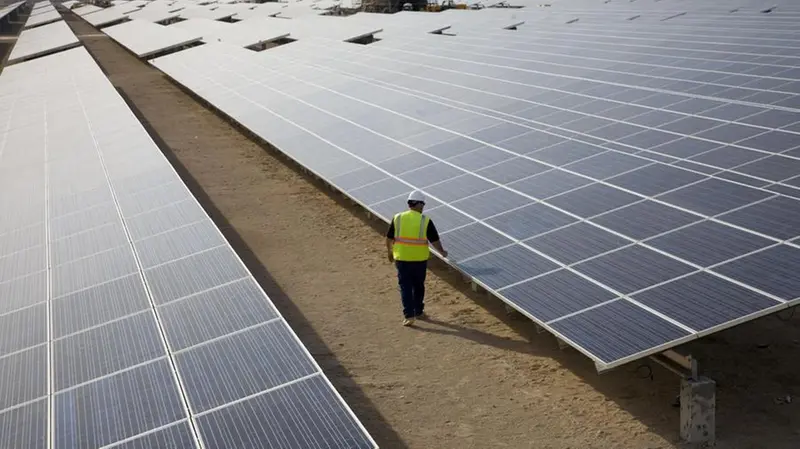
[413,317,534,355]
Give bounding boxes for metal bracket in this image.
[651,349,697,379]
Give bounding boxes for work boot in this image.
[402,317,415,326]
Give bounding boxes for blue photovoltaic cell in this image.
[574,245,695,294]
[0,344,46,411]
[550,299,690,364]
[525,221,630,265]
[632,272,781,332]
[458,244,559,289]
[51,274,151,338]
[144,246,250,305]
[500,269,618,322]
[447,146,515,171]
[718,196,800,241]
[474,157,550,183]
[349,178,410,206]
[54,359,186,449]
[53,311,166,391]
[450,187,533,219]
[547,183,640,217]
[486,202,577,241]
[442,223,513,261]
[606,163,707,196]
[423,136,484,159]
[175,320,317,413]
[0,303,47,356]
[113,421,197,449]
[714,245,800,301]
[424,173,494,202]
[196,375,375,449]
[424,205,474,231]
[649,137,721,158]
[562,151,651,180]
[687,146,766,169]
[735,155,800,182]
[658,178,772,216]
[0,270,46,316]
[468,121,530,144]
[508,169,593,199]
[648,220,774,267]
[159,278,279,351]
[0,398,47,449]
[398,162,463,188]
[695,123,765,144]
[528,141,605,165]
[330,167,385,191]
[377,151,436,175]
[497,130,567,155]
[591,200,702,240]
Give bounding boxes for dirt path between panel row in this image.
[58,11,800,449]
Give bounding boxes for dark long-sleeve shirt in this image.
[386,218,440,243]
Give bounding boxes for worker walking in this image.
[386,190,448,326]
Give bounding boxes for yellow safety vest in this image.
[392,210,430,262]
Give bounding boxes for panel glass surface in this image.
[0,46,375,449]
[149,34,800,371]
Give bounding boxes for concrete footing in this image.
[680,376,716,445]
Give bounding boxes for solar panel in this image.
[241,16,382,43]
[177,5,237,21]
[169,17,233,36]
[0,46,376,449]
[7,20,80,65]
[202,21,291,48]
[152,28,800,371]
[24,9,62,28]
[125,6,182,24]
[104,19,203,58]
[0,1,25,22]
[83,4,143,27]
[230,3,284,20]
[72,4,104,16]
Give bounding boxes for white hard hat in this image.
[407,190,426,203]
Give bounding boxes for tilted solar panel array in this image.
[152,4,800,371]
[0,47,376,448]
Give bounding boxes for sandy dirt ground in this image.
[50,12,800,449]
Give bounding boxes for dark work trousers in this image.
[395,260,428,318]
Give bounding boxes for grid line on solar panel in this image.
[3,46,372,446]
[371,39,800,111]
[150,39,800,368]
[152,50,792,346]
[248,48,792,245]
[396,34,800,100]
[286,42,800,192]
[320,53,800,207]
[457,29,800,77]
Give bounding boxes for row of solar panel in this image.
[335,42,800,181]
[0,47,374,449]
[151,41,798,368]
[442,33,800,86]
[375,38,800,110]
